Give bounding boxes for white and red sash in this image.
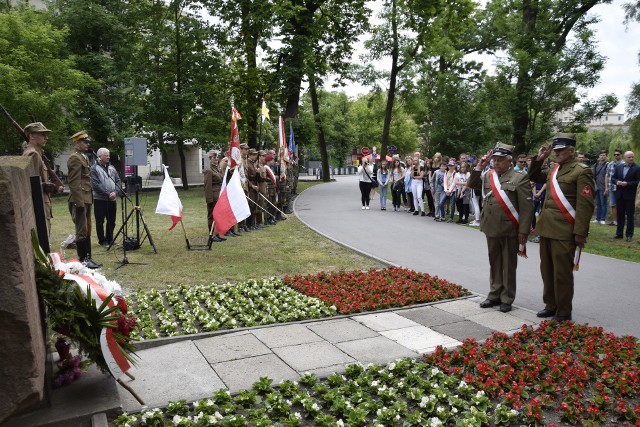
[488,170,519,229]
[549,163,576,225]
[49,253,131,379]
[264,165,277,188]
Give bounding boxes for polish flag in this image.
[228,108,242,168]
[155,165,182,230]
[213,168,250,235]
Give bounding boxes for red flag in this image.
[228,108,242,168]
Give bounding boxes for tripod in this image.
[108,175,158,269]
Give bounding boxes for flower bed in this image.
[283,267,470,314]
[424,321,640,426]
[114,323,639,427]
[130,279,337,339]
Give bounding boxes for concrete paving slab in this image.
[251,324,323,348]
[435,299,488,318]
[509,308,542,325]
[431,320,496,342]
[396,306,465,327]
[467,311,535,332]
[336,336,418,364]
[273,341,355,372]
[305,363,353,379]
[379,325,462,354]
[306,318,379,343]
[119,340,225,412]
[353,312,420,332]
[212,354,299,393]
[195,333,272,364]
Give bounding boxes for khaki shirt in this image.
[467,167,534,237]
[204,164,223,203]
[529,158,595,240]
[67,150,93,207]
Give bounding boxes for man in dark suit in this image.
[611,151,639,242]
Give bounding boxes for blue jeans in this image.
[439,193,455,219]
[379,184,388,208]
[595,189,607,221]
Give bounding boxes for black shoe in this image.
[427,212,435,217]
[225,230,236,237]
[536,309,555,318]
[499,303,512,313]
[212,235,223,242]
[83,257,101,269]
[413,211,419,216]
[420,211,426,216]
[231,230,241,236]
[612,235,623,239]
[626,236,633,242]
[479,299,500,308]
[552,315,572,322]
[216,234,227,241]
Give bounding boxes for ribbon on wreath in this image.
[49,252,131,379]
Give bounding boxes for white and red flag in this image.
[213,167,250,235]
[228,107,242,168]
[155,165,183,230]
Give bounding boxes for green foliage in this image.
[0,6,94,154]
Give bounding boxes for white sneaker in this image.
[591,219,598,223]
[600,220,606,225]
[362,206,365,210]
[365,206,370,210]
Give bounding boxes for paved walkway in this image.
[117,298,539,412]
[295,175,640,338]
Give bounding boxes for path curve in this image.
[295,175,640,337]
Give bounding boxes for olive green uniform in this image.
[67,149,93,241]
[467,167,534,304]
[529,158,595,317]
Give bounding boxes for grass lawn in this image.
[48,181,384,291]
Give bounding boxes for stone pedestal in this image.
[0,156,46,423]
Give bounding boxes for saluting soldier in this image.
[467,143,534,313]
[23,122,65,235]
[204,150,226,242]
[67,131,101,269]
[528,133,595,321]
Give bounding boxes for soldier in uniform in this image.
[257,150,270,226]
[246,148,261,229]
[528,133,595,321]
[264,153,278,225]
[23,122,65,235]
[204,150,226,242]
[467,143,534,313]
[67,131,101,269]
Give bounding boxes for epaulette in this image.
[576,163,588,169]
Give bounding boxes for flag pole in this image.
[259,97,264,150]
[179,219,191,250]
[258,193,287,218]
[245,195,276,218]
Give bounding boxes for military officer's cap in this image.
[248,148,258,155]
[207,149,220,157]
[24,122,51,136]
[492,142,514,157]
[258,150,267,156]
[552,133,576,150]
[240,143,249,149]
[70,130,91,143]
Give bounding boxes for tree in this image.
[0,6,94,154]
[624,0,640,150]
[487,0,617,153]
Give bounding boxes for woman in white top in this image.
[410,157,426,216]
[453,161,471,223]
[357,157,374,209]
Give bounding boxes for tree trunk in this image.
[381,0,399,157]
[309,73,330,182]
[175,5,188,189]
[241,0,259,148]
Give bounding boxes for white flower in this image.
[437,406,444,413]
[294,412,302,419]
[388,362,396,371]
[476,390,485,397]
[336,420,345,426]
[371,380,379,387]
[429,417,443,426]
[312,403,320,411]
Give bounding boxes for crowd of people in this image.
[357,138,639,321]
[203,143,298,240]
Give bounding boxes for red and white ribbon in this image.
[549,164,576,225]
[49,252,131,379]
[489,170,519,229]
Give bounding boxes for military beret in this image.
[264,154,274,162]
[24,122,51,136]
